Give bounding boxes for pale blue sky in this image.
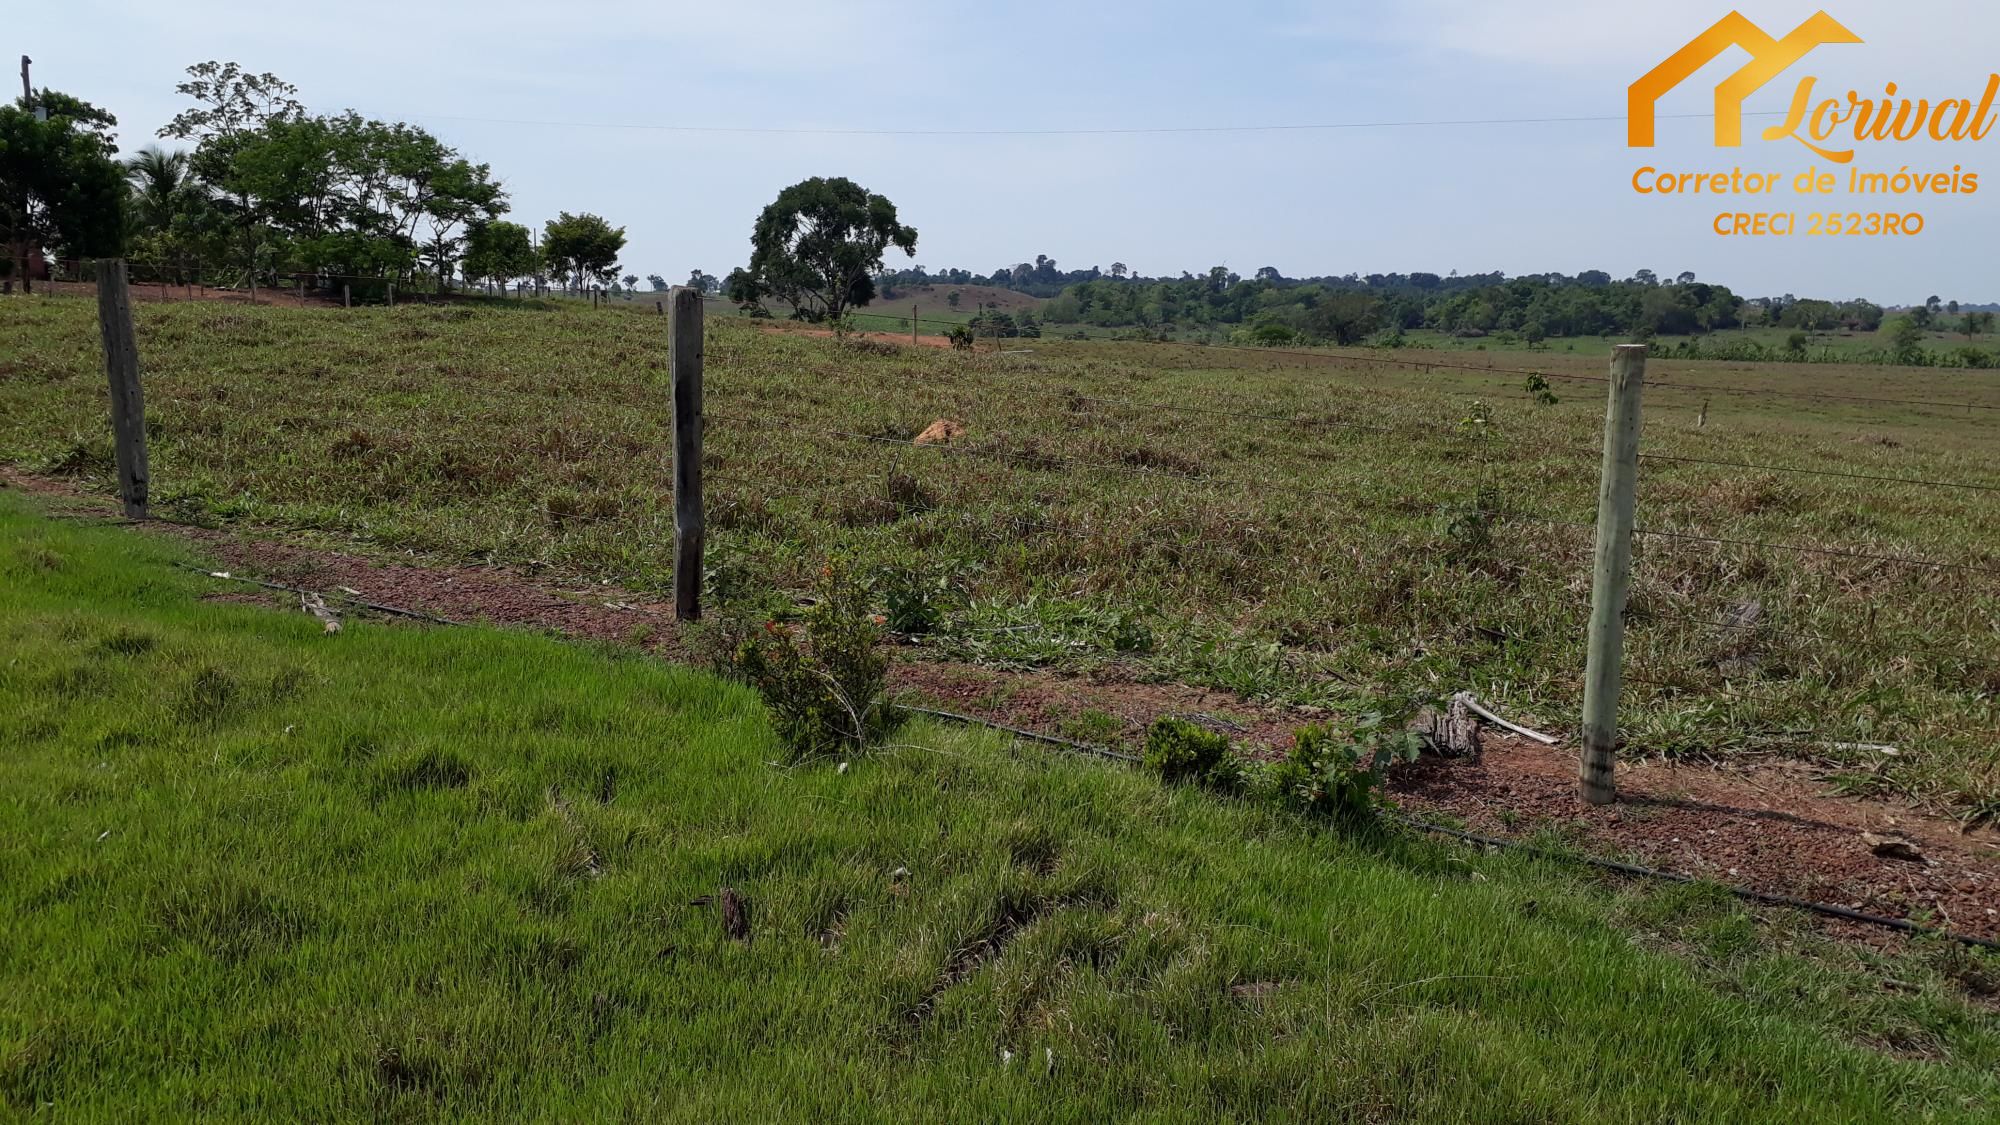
[19,1,1998,302]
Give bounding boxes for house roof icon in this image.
[1629,11,1861,148]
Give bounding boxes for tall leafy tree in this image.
[462,220,537,291]
[540,212,625,292]
[159,62,303,281]
[1303,292,1383,345]
[1,90,126,291]
[734,176,916,321]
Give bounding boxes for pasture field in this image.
[1030,320,1995,364]
[1392,324,1995,362]
[2,295,1999,818]
[690,284,1039,338]
[3,494,1999,1119]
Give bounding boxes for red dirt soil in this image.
[8,470,1998,944]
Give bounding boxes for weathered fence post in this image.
[1580,344,1647,805]
[913,303,919,344]
[387,282,395,308]
[343,283,351,308]
[93,259,150,519]
[669,286,704,621]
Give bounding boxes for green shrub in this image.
[732,561,900,761]
[1271,714,1423,822]
[875,564,948,635]
[1143,718,1237,789]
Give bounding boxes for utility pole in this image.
[22,56,42,121]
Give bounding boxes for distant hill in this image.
[873,284,1042,315]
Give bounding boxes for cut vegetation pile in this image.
[2,296,1998,820]
[3,495,1998,1118]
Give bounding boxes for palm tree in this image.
[124,147,192,235]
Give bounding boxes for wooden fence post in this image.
[1580,344,1647,805]
[343,283,351,308]
[387,282,395,308]
[669,286,704,620]
[93,259,150,519]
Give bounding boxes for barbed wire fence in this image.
[19,256,640,307]
[39,258,2000,817]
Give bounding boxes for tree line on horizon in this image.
[8,70,1976,344]
[876,260,1974,348]
[5,63,627,297]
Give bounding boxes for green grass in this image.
[2,295,1999,818]
[3,493,1999,1119]
[1376,325,1996,361]
[1041,323,2000,362]
[687,283,1035,339]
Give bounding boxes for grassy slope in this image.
[3,494,1998,1120]
[1,297,1998,816]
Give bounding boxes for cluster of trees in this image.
[129,62,518,290]
[3,63,628,297]
[882,261,1988,355]
[2,90,125,289]
[1028,269,1763,345]
[879,255,1121,298]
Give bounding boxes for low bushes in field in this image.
[1268,714,1424,822]
[1142,718,1238,789]
[728,560,901,761]
[1142,707,1423,824]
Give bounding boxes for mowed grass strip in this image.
[2,494,1999,1119]
[2,296,1998,814]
